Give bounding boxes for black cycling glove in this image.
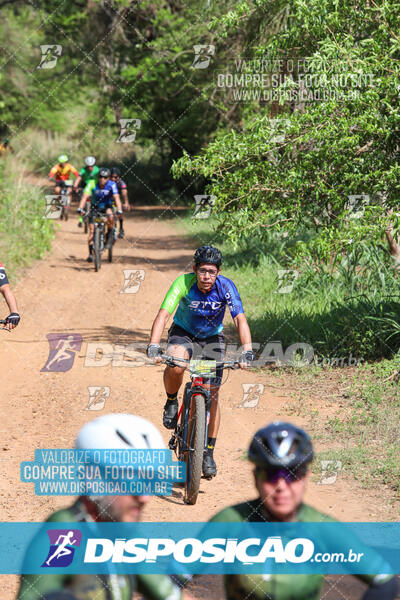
[146,344,162,359]
[6,312,20,326]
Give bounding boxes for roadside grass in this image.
[175,214,400,360]
[174,213,400,497]
[0,156,54,280]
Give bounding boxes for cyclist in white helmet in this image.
[17,413,195,600]
[73,156,99,228]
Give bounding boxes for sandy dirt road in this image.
[1,207,398,598]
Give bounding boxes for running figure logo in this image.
[192,195,216,219]
[44,195,63,219]
[116,119,141,143]
[120,269,146,293]
[42,529,82,567]
[86,386,110,410]
[191,45,215,69]
[37,45,62,69]
[41,333,82,372]
[238,383,265,408]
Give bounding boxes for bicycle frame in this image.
[163,354,238,503]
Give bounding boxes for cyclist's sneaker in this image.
[163,399,178,429]
[87,255,93,263]
[202,453,217,478]
[118,228,125,239]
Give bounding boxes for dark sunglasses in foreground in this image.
[255,465,308,484]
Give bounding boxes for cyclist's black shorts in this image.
[167,323,225,386]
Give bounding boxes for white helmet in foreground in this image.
[76,413,165,450]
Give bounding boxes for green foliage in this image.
[173,0,400,259]
[0,157,54,279]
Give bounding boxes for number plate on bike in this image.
[189,360,217,375]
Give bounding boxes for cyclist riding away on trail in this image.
[147,245,254,479]
[77,167,122,262]
[210,421,398,600]
[0,260,20,330]
[73,156,99,228]
[17,413,194,600]
[110,167,130,239]
[49,154,79,207]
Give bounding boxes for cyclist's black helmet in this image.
[99,168,111,178]
[110,167,121,176]
[248,421,313,469]
[193,245,222,267]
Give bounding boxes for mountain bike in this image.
[58,180,73,221]
[162,354,239,505]
[90,207,114,272]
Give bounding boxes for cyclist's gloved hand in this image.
[146,344,162,360]
[6,312,20,327]
[116,210,123,215]
[77,208,83,214]
[239,350,255,367]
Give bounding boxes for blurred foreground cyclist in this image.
[210,421,398,600]
[17,413,194,600]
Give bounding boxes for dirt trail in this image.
[0,208,396,598]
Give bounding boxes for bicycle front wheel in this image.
[184,393,205,505]
[93,226,101,272]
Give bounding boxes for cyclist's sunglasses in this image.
[255,465,307,483]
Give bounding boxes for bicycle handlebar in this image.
[160,354,239,370]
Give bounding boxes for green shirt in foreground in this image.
[17,498,182,600]
[210,499,392,600]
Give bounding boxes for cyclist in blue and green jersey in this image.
[147,246,254,479]
[210,421,398,600]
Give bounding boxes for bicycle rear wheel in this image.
[93,226,101,272]
[184,393,205,505]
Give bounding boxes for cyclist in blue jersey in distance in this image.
[77,167,122,262]
[147,245,254,478]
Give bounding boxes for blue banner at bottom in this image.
[2,522,400,575]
